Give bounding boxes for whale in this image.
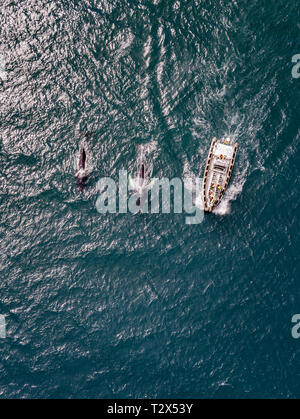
[134,150,152,206]
[76,146,88,190]
[136,161,145,205]
[75,132,94,190]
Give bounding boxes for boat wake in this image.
[213,162,248,215]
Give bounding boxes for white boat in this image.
[203,137,238,212]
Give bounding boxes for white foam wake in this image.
[213,162,248,215]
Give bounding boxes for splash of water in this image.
[214,162,248,215]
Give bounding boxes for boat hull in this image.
[203,138,238,212]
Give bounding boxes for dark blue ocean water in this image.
[0,0,299,398]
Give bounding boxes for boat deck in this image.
[203,138,238,212]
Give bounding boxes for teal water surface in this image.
[0,0,299,398]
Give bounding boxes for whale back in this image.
[79,147,86,170]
